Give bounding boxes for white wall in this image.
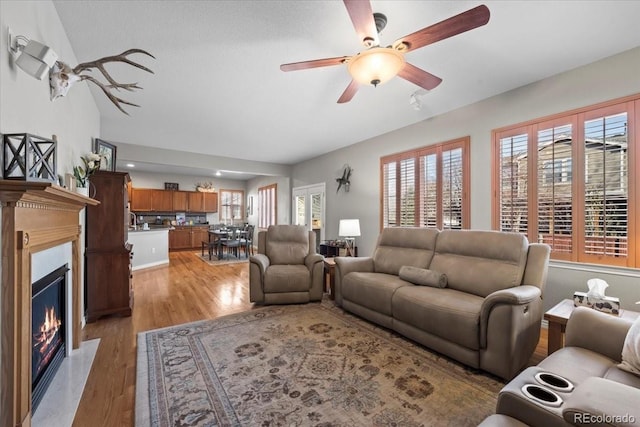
[0,0,101,396]
[292,46,640,311]
[1,1,100,174]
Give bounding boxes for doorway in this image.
[292,183,325,250]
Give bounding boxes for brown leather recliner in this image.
[249,225,324,304]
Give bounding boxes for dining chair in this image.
[241,224,255,257]
[221,228,242,259]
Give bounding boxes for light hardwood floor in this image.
[72,251,548,426]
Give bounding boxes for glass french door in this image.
[292,183,325,250]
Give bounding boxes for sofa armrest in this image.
[249,253,270,276]
[334,257,374,305]
[565,306,633,362]
[562,377,640,426]
[480,285,542,347]
[305,253,323,271]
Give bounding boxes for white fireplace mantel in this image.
[0,181,98,427]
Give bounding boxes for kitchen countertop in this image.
[129,227,173,232]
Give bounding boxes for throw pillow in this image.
[618,315,640,377]
[399,266,447,288]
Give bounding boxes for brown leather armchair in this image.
[249,225,324,304]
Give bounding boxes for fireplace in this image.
[31,265,69,412]
[0,181,97,427]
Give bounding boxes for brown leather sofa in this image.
[334,227,551,380]
[249,225,324,304]
[482,307,640,427]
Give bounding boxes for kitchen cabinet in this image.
[152,189,173,211]
[131,188,153,211]
[130,188,218,213]
[169,227,192,250]
[86,171,133,322]
[188,191,205,212]
[203,192,218,213]
[169,225,210,250]
[172,191,189,211]
[191,226,209,247]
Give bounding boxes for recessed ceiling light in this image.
[126,163,135,168]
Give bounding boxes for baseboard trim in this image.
[133,260,169,271]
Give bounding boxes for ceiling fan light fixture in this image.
[347,47,405,87]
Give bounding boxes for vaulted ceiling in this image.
[52,1,640,179]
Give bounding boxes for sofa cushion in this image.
[398,266,447,288]
[264,265,310,293]
[372,227,438,275]
[429,230,528,297]
[392,286,483,350]
[343,272,410,316]
[265,225,308,265]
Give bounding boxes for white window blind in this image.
[537,123,573,255]
[258,184,277,229]
[583,112,628,260]
[441,147,463,230]
[498,132,529,234]
[220,189,244,225]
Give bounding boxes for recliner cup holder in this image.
[521,384,563,407]
[534,372,574,392]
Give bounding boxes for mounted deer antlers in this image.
[49,49,154,115]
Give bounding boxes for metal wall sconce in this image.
[2,133,57,182]
[7,29,58,80]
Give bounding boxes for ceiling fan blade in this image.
[280,56,349,72]
[393,4,490,53]
[398,63,442,91]
[343,0,379,47]
[337,80,359,104]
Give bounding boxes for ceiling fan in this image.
[280,1,490,103]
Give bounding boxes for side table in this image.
[544,298,639,355]
[323,258,336,300]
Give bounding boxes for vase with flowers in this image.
[73,152,103,197]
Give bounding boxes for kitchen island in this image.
[128,227,170,271]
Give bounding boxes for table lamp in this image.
[338,219,360,257]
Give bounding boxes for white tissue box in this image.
[573,291,620,315]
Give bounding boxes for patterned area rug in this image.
[136,300,503,426]
[194,251,249,266]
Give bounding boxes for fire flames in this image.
[33,306,62,361]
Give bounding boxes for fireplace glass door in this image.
[31,265,68,412]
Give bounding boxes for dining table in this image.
[207,228,248,260]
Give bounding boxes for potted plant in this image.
[73,152,103,196]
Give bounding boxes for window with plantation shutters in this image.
[536,121,574,257]
[381,137,470,230]
[399,158,416,226]
[258,184,277,229]
[492,95,639,268]
[583,110,628,263]
[497,130,529,235]
[220,189,244,225]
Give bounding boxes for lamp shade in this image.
[347,47,405,86]
[338,219,361,237]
